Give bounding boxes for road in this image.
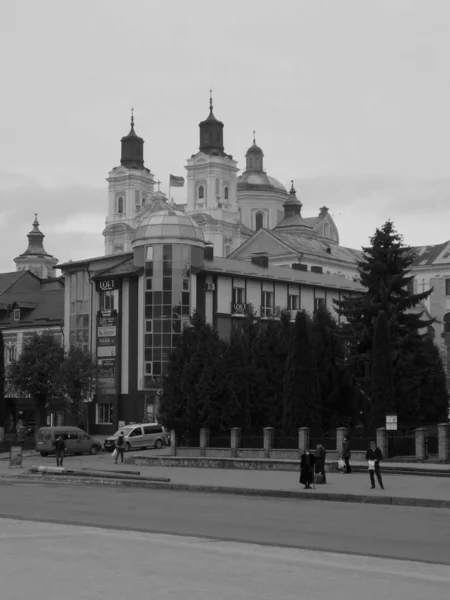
[1,481,450,564]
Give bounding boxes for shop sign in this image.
[98,358,115,378]
[98,326,116,338]
[96,279,119,292]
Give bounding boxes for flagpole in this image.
[168,176,171,205]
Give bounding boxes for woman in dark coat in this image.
[299,450,316,489]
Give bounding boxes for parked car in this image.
[35,426,103,457]
[104,423,168,452]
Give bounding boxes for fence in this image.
[388,434,415,458]
[426,432,439,456]
[273,436,298,449]
[208,433,230,448]
[309,437,336,451]
[240,435,264,449]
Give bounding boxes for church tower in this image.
[103,112,156,255]
[14,215,58,278]
[185,93,241,257]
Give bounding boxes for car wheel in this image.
[155,439,163,450]
[40,452,48,457]
[125,442,131,452]
[90,445,100,455]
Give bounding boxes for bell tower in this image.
[14,215,58,278]
[103,110,156,255]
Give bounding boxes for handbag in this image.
[368,459,375,471]
[112,449,118,459]
[338,458,345,470]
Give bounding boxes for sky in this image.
[2,0,450,271]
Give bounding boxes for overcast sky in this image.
[2,0,450,271]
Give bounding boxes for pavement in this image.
[1,515,449,600]
[1,449,450,508]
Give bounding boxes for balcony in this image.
[231,302,249,316]
[260,305,281,319]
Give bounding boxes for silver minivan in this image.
[104,423,168,452]
[35,427,103,457]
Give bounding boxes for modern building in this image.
[59,195,363,435]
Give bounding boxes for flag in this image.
[169,174,185,187]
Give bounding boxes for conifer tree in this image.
[370,310,395,430]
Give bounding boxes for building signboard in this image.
[97,309,118,395]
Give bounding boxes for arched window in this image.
[444,313,450,333]
[224,186,229,200]
[198,185,205,199]
[118,197,124,214]
[255,212,264,231]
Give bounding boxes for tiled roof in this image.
[411,242,450,266]
[0,272,26,294]
[270,231,362,264]
[205,256,363,292]
[58,252,133,270]
[0,287,64,328]
[93,256,143,278]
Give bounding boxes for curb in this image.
[3,473,450,510]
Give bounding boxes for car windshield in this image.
[112,427,134,437]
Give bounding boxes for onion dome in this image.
[120,110,145,169]
[198,91,225,156]
[274,182,314,233]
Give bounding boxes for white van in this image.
[103,423,168,452]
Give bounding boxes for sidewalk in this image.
[1,451,449,508]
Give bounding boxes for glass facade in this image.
[69,271,90,351]
[144,243,191,389]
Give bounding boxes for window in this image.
[288,294,299,310]
[117,197,124,214]
[261,291,273,317]
[445,279,450,296]
[255,212,264,231]
[224,186,229,200]
[96,404,113,425]
[232,287,245,305]
[225,245,231,257]
[99,290,116,311]
[129,427,142,437]
[144,425,162,434]
[314,297,326,312]
[6,343,16,363]
[13,308,20,322]
[406,277,415,295]
[216,178,220,196]
[444,314,450,334]
[198,185,205,199]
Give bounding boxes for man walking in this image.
[366,440,385,490]
[53,435,66,467]
[342,436,352,473]
[115,431,126,464]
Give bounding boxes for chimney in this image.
[251,252,269,268]
[204,244,214,261]
[292,263,308,271]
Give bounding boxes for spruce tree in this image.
[282,310,321,433]
[370,310,395,431]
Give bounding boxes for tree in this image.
[7,332,64,426]
[370,310,395,431]
[61,345,98,423]
[0,331,5,429]
[282,311,321,434]
[335,220,433,372]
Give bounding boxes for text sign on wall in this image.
[97,309,118,395]
[96,279,119,292]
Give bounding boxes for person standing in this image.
[366,440,385,489]
[342,436,352,473]
[53,435,66,467]
[115,431,126,464]
[314,443,327,484]
[299,450,315,489]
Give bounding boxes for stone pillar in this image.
[199,428,210,457]
[263,427,274,459]
[336,427,348,458]
[170,429,177,456]
[376,427,388,460]
[230,427,241,458]
[298,427,310,456]
[414,428,427,461]
[438,423,450,462]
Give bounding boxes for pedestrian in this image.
[342,436,352,473]
[314,443,327,484]
[299,449,315,489]
[366,440,385,490]
[53,435,66,467]
[115,431,126,464]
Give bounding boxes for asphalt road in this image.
[1,481,450,565]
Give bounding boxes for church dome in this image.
[133,208,205,246]
[245,142,263,156]
[238,171,287,192]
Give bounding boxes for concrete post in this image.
[230,427,241,458]
[170,429,177,456]
[414,428,427,461]
[199,427,210,457]
[336,427,348,458]
[438,423,450,463]
[298,427,310,457]
[263,427,275,459]
[376,427,388,460]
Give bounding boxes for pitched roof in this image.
[0,272,26,294]
[93,256,143,278]
[0,287,64,328]
[204,256,363,292]
[411,241,450,266]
